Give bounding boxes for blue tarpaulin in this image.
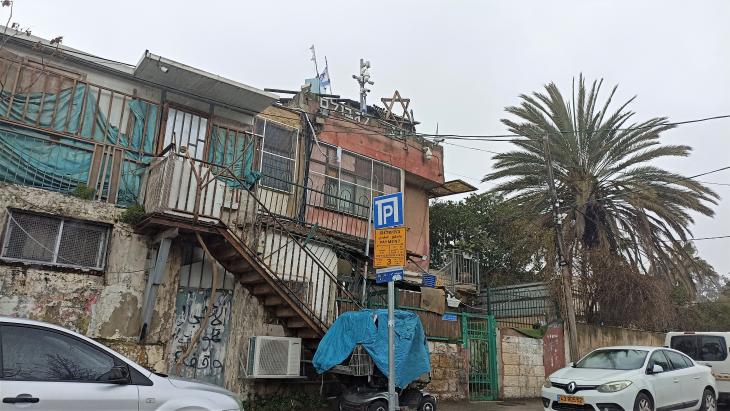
[0,85,158,204]
[313,309,431,388]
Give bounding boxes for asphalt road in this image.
[438,399,730,411]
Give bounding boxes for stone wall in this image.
[499,329,545,399]
[427,341,469,401]
[575,323,666,358]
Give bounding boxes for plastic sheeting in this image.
[312,309,431,388]
[207,126,261,189]
[0,85,158,204]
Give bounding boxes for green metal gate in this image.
[462,314,498,400]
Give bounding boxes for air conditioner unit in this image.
[246,336,301,378]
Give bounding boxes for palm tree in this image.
[484,74,719,291]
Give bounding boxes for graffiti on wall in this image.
[169,290,232,386]
[319,97,371,125]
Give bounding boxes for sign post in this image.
[372,192,405,411]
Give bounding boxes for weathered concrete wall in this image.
[499,329,545,399]
[575,323,666,358]
[428,341,469,401]
[0,184,151,340]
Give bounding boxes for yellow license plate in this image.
[558,395,584,405]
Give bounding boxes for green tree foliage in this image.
[484,74,719,293]
[429,192,548,287]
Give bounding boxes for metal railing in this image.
[477,282,559,328]
[255,169,372,243]
[142,151,364,333]
[432,249,481,294]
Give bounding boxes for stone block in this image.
[502,353,519,365]
[501,341,518,354]
[503,385,520,399]
[502,375,519,387]
[503,364,518,376]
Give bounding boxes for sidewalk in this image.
[439,399,543,411]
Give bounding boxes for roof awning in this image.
[428,179,478,198]
[134,52,277,114]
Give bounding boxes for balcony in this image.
[432,249,481,295]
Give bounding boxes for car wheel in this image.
[700,389,716,411]
[634,393,653,411]
[368,400,388,411]
[418,396,437,411]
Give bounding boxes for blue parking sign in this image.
[373,192,404,229]
[375,267,404,284]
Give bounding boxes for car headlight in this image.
[597,380,632,393]
[543,378,553,388]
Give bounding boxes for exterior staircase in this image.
[138,152,364,348]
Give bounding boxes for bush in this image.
[71,183,95,200]
[120,204,146,225]
[241,393,329,411]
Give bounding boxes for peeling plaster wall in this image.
[0,184,150,339]
[0,183,313,399]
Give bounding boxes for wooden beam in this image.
[264,296,284,307]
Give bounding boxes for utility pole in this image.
[542,134,579,362]
[352,58,373,113]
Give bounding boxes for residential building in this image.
[0,30,488,401]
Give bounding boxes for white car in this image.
[542,346,717,411]
[0,316,243,410]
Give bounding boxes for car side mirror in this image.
[568,362,575,368]
[105,365,130,384]
[648,364,664,374]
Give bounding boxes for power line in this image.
[415,114,730,140]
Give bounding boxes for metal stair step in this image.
[264,296,284,306]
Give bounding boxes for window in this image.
[671,335,698,359]
[309,144,402,218]
[665,350,691,369]
[648,350,672,371]
[671,335,728,361]
[700,336,727,361]
[574,349,648,370]
[2,325,116,382]
[257,118,298,192]
[162,107,208,159]
[1,210,109,270]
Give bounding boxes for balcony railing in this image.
[432,249,481,294]
[0,55,161,204]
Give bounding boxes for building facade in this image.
[0,30,486,402]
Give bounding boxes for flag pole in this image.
[324,55,333,94]
[309,45,321,93]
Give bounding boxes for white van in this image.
[666,332,730,402]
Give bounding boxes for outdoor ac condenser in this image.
[246,336,302,378]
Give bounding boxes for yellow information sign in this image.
[374,227,406,268]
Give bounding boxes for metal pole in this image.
[362,201,373,306]
[387,279,398,411]
[542,134,579,362]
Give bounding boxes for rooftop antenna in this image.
[352,58,373,114]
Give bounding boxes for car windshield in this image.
[575,349,648,370]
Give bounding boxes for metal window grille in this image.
[258,118,299,193]
[309,142,402,219]
[1,210,109,270]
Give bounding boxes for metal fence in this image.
[477,282,559,328]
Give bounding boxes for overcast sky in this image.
[22,0,730,274]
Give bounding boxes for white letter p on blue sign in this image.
[373,192,404,229]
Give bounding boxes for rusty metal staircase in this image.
[138,152,363,347]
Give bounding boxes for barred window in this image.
[309,144,402,218]
[256,118,298,192]
[1,210,109,271]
